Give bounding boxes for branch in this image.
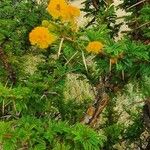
[121,22,150,33]
[127,0,147,10]
[134,21,150,30]
[92,0,99,10]
[81,76,110,127]
[85,17,96,28]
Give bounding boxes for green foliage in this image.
[0,116,106,150]
[82,0,122,37]
[104,123,124,148]
[125,115,144,142]
[86,25,111,42]
[0,0,150,149]
[139,4,150,38]
[0,0,50,54]
[120,0,150,40]
[72,124,106,149]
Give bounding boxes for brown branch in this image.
[81,76,110,127]
[92,0,99,10]
[81,71,126,128]
[0,47,16,85]
[85,17,96,28]
[89,93,109,127]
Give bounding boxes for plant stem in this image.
[57,38,64,58]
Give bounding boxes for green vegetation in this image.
[0,0,149,149]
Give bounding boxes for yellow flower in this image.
[29,27,56,49]
[47,0,68,19]
[86,41,104,54]
[63,5,80,22]
[47,0,80,23]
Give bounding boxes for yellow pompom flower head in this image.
[29,27,56,49]
[47,0,80,23]
[86,41,104,54]
[47,0,68,19]
[62,4,80,22]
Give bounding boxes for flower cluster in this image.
[29,27,56,49]
[47,0,80,23]
[29,0,80,49]
[86,41,104,54]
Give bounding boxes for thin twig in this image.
[85,17,96,28]
[65,51,78,66]
[0,115,12,119]
[12,100,18,116]
[116,15,128,20]
[64,36,74,42]
[134,22,150,30]
[121,21,150,33]
[57,38,64,58]
[2,99,5,115]
[40,94,46,100]
[82,51,88,72]
[4,80,8,87]
[122,70,125,81]
[127,0,147,10]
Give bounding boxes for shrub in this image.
[0,0,149,149]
